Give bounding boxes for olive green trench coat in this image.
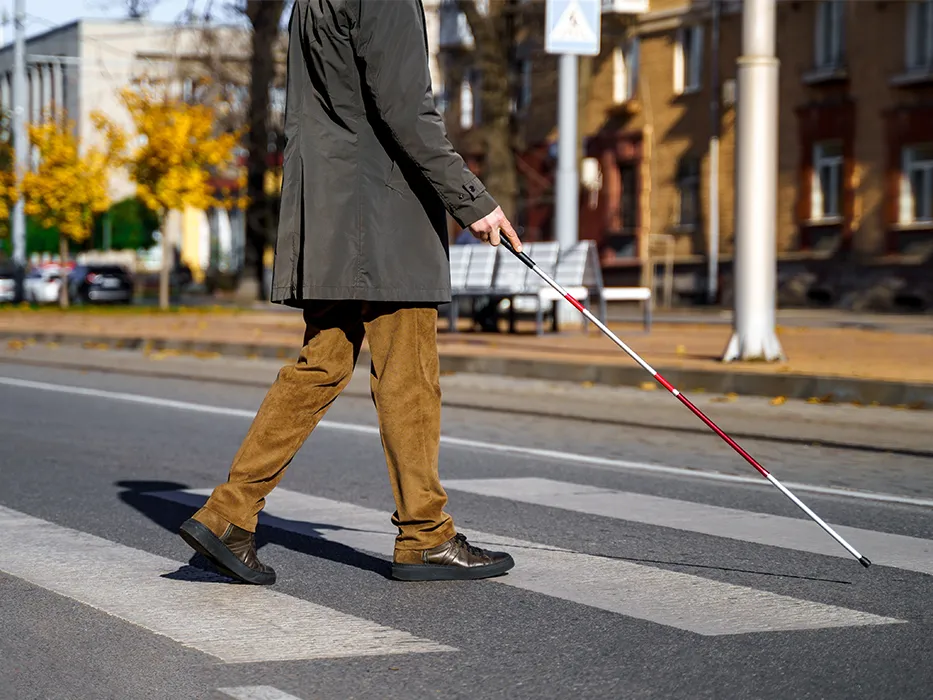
[271,0,498,305]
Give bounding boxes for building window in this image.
[460,77,473,129]
[511,59,532,114]
[613,37,639,103]
[460,69,480,130]
[674,25,703,94]
[677,157,700,228]
[439,0,474,48]
[814,1,845,69]
[906,1,933,71]
[900,144,933,224]
[619,163,638,234]
[811,141,844,221]
[435,80,449,116]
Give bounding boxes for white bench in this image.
[600,286,653,331]
[447,239,653,334]
[448,244,498,331]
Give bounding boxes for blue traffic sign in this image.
[545,0,601,56]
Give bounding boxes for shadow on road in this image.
[115,480,393,582]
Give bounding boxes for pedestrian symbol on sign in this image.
[551,1,597,45]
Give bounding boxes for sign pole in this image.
[545,0,600,327]
[555,52,579,251]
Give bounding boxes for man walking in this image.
[179,0,522,584]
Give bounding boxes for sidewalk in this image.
[1,307,931,408]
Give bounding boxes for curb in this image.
[3,330,931,410]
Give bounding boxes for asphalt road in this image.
[1,349,932,700]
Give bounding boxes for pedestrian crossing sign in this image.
[546,0,601,56]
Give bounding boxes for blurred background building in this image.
[437,0,933,312]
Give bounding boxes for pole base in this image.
[721,329,786,363]
[859,556,872,568]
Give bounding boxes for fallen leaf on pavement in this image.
[770,396,786,406]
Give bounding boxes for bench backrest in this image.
[492,244,529,293]
[464,245,498,290]
[522,242,560,291]
[555,240,603,290]
[450,244,473,291]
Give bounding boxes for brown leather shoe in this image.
[179,518,276,585]
[392,533,515,581]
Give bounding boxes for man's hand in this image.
[467,207,523,252]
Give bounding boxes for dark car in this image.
[68,264,134,304]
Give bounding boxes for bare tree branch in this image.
[457,0,520,221]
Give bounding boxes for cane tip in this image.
[859,556,872,568]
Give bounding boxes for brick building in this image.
[438,0,933,309]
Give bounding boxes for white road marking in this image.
[2,375,931,509]
[0,505,454,663]
[219,687,304,700]
[443,477,933,576]
[148,488,905,636]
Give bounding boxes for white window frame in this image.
[906,1,933,72]
[811,141,844,222]
[613,37,639,104]
[674,25,703,95]
[459,69,481,130]
[459,75,474,130]
[900,144,933,224]
[814,1,845,70]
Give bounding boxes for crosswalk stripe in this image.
[0,506,454,663]
[219,687,303,700]
[443,477,933,576]
[148,488,904,636]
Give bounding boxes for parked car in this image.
[0,264,15,303]
[67,264,134,304]
[24,267,64,304]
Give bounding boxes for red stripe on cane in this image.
[563,293,585,312]
[656,372,771,478]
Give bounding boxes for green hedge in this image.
[0,196,160,257]
[92,197,160,251]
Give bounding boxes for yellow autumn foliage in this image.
[21,117,122,243]
[0,128,16,234]
[115,85,248,216]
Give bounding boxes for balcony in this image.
[802,62,849,86]
[890,66,933,88]
[602,0,649,13]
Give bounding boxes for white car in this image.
[0,273,13,302]
[24,268,64,304]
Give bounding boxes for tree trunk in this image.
[460,0,520,221]
[244,0,284,301]
[58,234,69,309]
[159,220,170,310]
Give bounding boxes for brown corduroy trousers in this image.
[190,301,456,563]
